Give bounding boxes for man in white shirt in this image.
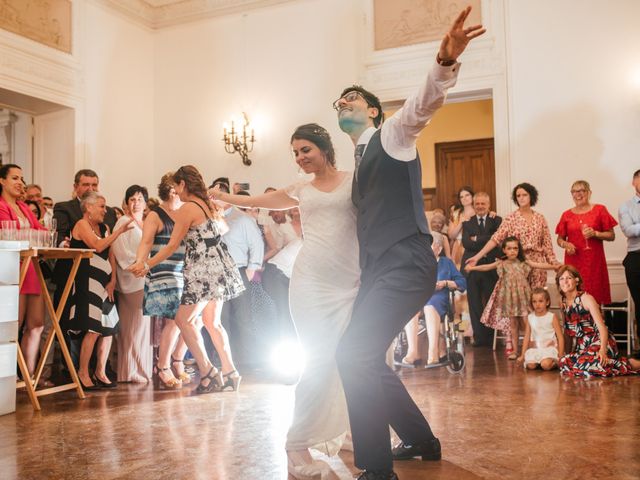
[262,209,302,347]
[333,7,485,479]
[213,181,264,369]
[619,169,640,356]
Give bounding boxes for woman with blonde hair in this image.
[555,180,617,305]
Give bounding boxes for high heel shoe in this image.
[171,357,192,385]
[157,367,182,390]
[220,369,242,392]
[94,376,118,389]
[195,366,222,394]
[79,377,100,391]
[287,451,331,480]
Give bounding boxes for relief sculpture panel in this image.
[374,0,481,51]
[0,0,71,53]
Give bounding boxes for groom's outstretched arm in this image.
[381,6,486,161]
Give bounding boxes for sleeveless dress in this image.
[480,260,531,334]
[559,294,638,378]
[284,173,360,455]
[523,311,558,364]
[143,206,185,319]
[181,201,244,305]
[65,224,117,336]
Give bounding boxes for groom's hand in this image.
[438,6,486,63]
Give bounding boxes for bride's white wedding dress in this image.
[284,171,360,457]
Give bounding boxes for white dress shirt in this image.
[112,215,145,293]
[356,61,460,161]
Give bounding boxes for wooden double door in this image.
[434,138,495,211]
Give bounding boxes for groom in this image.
[334,7,485,479]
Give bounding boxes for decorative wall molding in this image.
[103,0,299,28]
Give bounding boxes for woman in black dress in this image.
[66,192,133,389]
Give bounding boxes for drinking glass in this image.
[579,220,591,251]
[1,220,16,240]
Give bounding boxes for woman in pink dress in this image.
[555,180,617,305]
[466,182,559,288]
[0,164,47,377]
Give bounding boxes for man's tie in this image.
[354,144,365,180]
[479,217,485,231]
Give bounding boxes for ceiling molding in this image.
[103,0,299,29]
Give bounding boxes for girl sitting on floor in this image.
[517,288,564,370]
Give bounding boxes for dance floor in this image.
[1,348,638,480]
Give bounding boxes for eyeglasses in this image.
[570,189,587,195]
[332,91,364,111]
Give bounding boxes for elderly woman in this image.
[466,182,559,288]
[555,180,617,305]
[0,164,47,378]
[429,211,451,258]
[402,232,466,366]
[135,173,190,389]
[65,191,133,389]
[112,185,152,383]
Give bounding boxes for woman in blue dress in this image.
[403,231,466,365]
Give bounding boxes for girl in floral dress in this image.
[556,265,640,377]
[467,237,556,359]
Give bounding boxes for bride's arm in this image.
[211,188,298,211]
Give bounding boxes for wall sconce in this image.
[223,112,255,166]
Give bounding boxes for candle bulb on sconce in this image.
[222,112,255,166]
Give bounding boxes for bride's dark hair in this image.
[290,123,336,167]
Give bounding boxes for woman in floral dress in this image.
[466,182,559,288]
[129,166,245,394]
[556,265,640,377]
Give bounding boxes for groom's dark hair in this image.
[339,85,384,127]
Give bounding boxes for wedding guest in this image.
[214,181,264,369]
[0,164,47,377]
[129,166,244,394]
[466,182,559,288]
[429,211,451,258]
[556,265,640,377]
[112,185,152,383]
[461,192,502,347]
[25,183,54,227]
[53,169,118,353]
[135,173,189,389]
[262,208,303,347]
[556,180,616,305]
[64,191,133,389]
[402,232,466,366]
[42,196,54,211]
[619,169,640,349]
[448,186,475,265]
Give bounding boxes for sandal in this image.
[157,367,182,390]
[195,366,222,394]
[171,357,192,385]
[220,370,242,392]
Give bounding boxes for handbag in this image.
[101,299,119,329]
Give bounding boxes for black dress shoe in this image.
[356,470,398,480]
[392,437,441,461]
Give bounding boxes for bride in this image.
[212,123,359,479]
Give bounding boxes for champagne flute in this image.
[579,219,591,251]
